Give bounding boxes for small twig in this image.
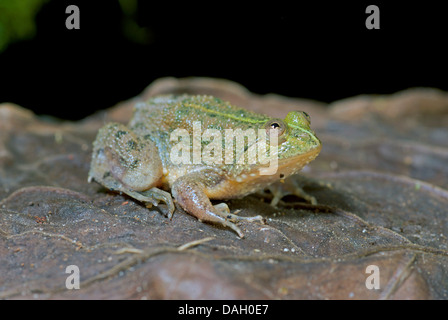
[177,237,215,251]
[114,247,144,254]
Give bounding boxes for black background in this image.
[0,0,446,120]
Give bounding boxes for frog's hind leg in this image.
[172,172,265,238]
[88,122,174,216]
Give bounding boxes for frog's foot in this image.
[290,182,317,205]
[126,187,175,219]
[267,184,286,207]
[267,179,317,207]
[208,203,246,239]
[214,203,266,224]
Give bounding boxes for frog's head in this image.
[271,110,322,175]
[235,110,321,184]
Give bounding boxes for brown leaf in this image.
[1,77,447,299]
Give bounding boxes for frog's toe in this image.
[213,202,230,215]
[214,203,266,224]
[291,182,317,205]
[267,184,291,207]
[125,187,174,218]
[210,202,265,237]
[222,220,245,238]
[267,181,317,206]
[213,202,266,224]
[293,190,317,205]
[139,187,175,219]
[228,214,266,224]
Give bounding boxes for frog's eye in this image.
[301,111,311,125]
[265,119,287,138]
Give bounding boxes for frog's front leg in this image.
[171,171,265,238]
[88,122,174,216]
[267,176,318,207]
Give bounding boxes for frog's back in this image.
[129,95,270,134]
[128,95,272,186]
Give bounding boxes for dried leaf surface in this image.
[1,78,447,299]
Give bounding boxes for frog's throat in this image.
[209,145,321,200]
[236,143,322,182]
[274,143,321,176]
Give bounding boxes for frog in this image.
[88,95,321,238]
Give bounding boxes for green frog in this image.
[88,95,321,237]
